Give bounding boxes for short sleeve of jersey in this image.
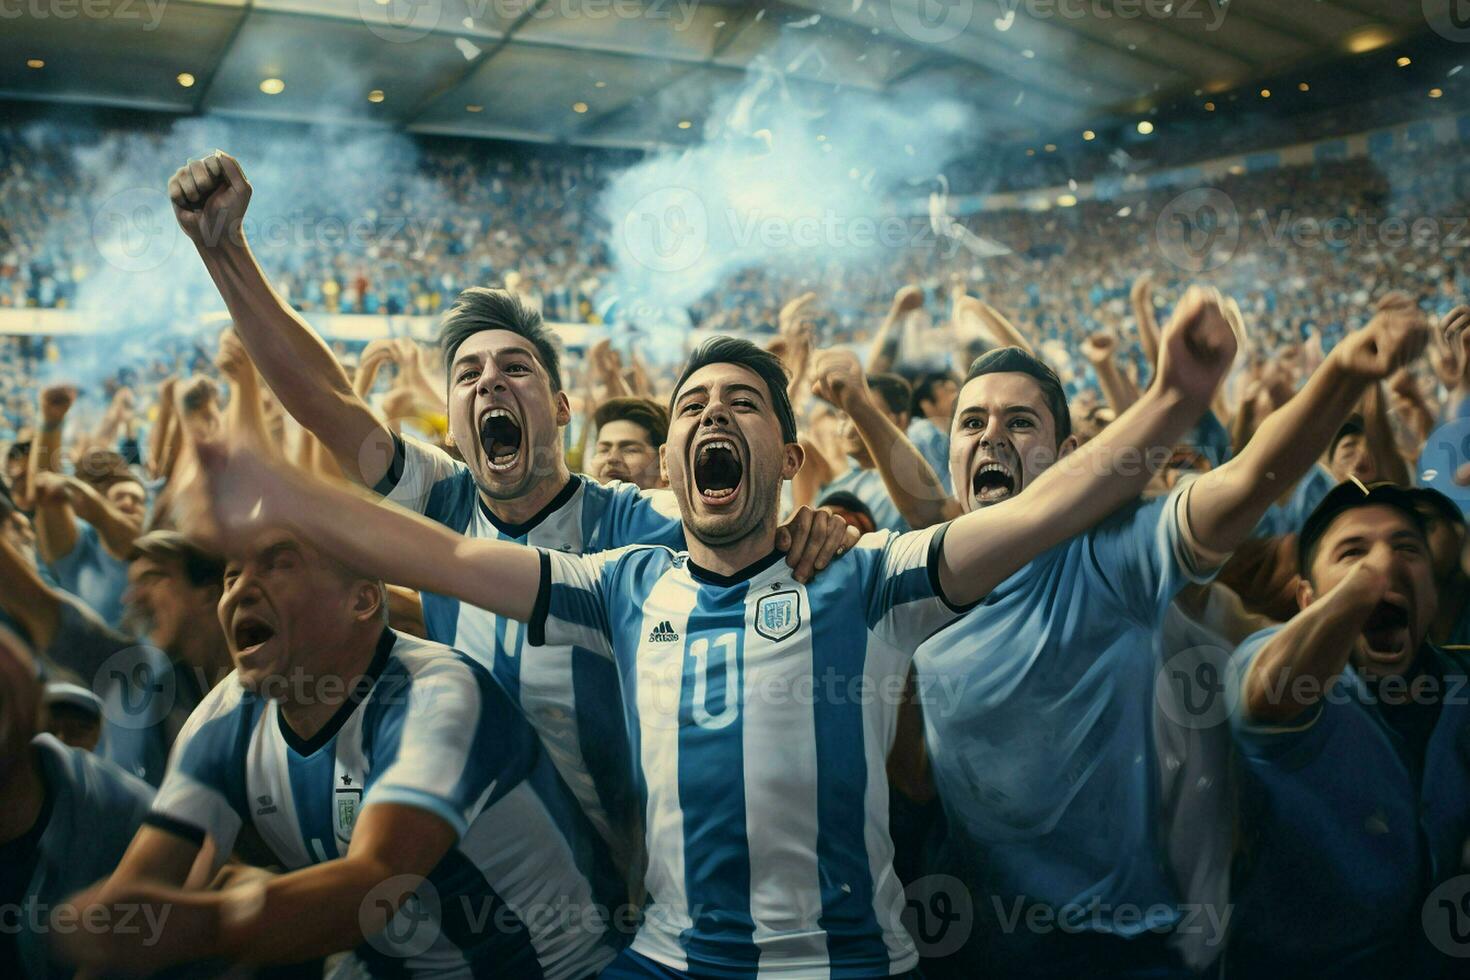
[145,680,251,853]
[372,433,475,524]
[592,481,684,551]
[363,653,533,838]
[527,547,628,659]
[856,524,967,652]
[1229,625,1333,764]
[1083,481,1218,627]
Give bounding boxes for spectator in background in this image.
[0,624,153,980]
[589,396,668,490]
[908,371,959,493]
[41,682,103,752]
[797,371,914,532]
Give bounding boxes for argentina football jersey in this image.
[146,628,617,979]
[373,433,683,872]
[529,525,966,977]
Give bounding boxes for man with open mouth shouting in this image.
[173,288,1236,979]
[1227,482,1470,979]
[168,151,854,887]
[830,291,1430,979]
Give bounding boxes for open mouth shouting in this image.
[232,612,278,659]
[479,406,523,472]
[693,437,744,507]
[1360,594,1413,664]
[971,459,1018,505]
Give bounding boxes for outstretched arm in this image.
[1186,293,1428,558]
[1130,273,1161,371]
[187,442,541,623]
[168,152,393,486]
[868,286,924,374]
[936,286,1238,605]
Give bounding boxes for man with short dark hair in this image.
[590,396,668,490]
[124,530,233,692]
[178,295,1236,978]
[1228,482,1470,979]
[831,290,1429,978]
[61,529,620,979]
[168,151,854,880]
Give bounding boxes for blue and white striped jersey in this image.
[530,525,964,978]
[146,628,617,980]
[374,434,683,869]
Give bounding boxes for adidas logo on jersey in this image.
[648,620,680,642]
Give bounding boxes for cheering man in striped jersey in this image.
[136,288,1236,978]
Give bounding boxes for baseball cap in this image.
[1296,480,1428,573]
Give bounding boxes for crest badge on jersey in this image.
[755,590,800,641]
[335,773,363,842]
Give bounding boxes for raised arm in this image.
[1081,330,1140,414]
[1241,556,1388,724]
[1130,273,1161,371]
[187,439,542,623]
[1186,293,1428,557]
[810,350,959,530]
[953,292,1035,357]
[28,385,79,563]
[867,286,923,374]
[937,286,1238,605]
[168,152,393,486]
[0,518,61,650]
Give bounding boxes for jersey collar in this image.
[277,627,396,757]
[478,475,581,539]
[686,549,785,588]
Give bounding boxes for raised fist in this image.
[1333,292,1429,383]
[168,150,252,250]
[40,385,76,425]
[892,285,925,314]
[1155,286,1238,408]
[1081,332,1117,365]
[810,348,869,414]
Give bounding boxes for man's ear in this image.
[659,443,669,486]
[783,441,805,480]
[1296,575,1315,612]
[554,391,572,428]
[1056,434,1081,459]
[352,581,385,624]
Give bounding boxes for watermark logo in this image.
[1424,875,1470,957]
[1155,187,1239,272]
[95,646,176,730]
[360,875,442,959]
[892,0,975,44]
[358,0,442,44]
[91,186,180,274]
[902,875,974,957]
[621,186,709,274]
[1425,0,1470,43]
[1155,643,1241,731]
[0,0,170,31]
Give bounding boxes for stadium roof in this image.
[0,0,1451,150]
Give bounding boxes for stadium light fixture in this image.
[677,120,692,130]
[1025,148,1036,156]
[572,102,588,113]
[1044,143,1057,152]
[1082,130,1095,141]
[1057,194,1077,207]
[594,81,607,88]
[466,104,483,112]
[1298,82,1310,92]
[1136,120,1154,135]
[1259,88,1271,99]
[1345,28,1393,54]
[1204,101,1216,111]
[26,59,44,69]
[260,77,285,95]
[177,72,195,87]
[1396,56,1411,68]
[368,90,385,103]
[1429,88,1443,99]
